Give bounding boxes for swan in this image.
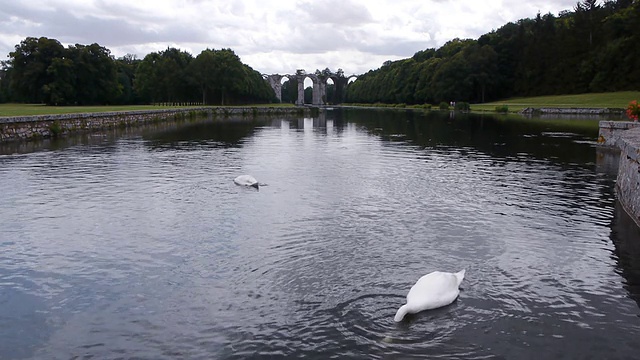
[233,175,259,189]
[394,269,465,322]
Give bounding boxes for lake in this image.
[1,108,639,359]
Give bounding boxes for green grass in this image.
[3,92,638,116]
[471,91,640,112]
[0,103,295,117]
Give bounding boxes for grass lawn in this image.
[2,92,638,116]
[0,103,295,117]
[471,91,640,112]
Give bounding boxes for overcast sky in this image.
[0,0,580,75]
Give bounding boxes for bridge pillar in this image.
[296,75,305,106]
[264,75,284,102]
[312,79,321,105]
[318,81,326,105]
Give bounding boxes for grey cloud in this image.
[360,38,435,57]
[0,2,219,52]
[294,0,374,26]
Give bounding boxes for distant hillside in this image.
[346,0,640,105]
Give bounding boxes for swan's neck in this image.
[394,304,409,322]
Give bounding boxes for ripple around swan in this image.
[215,293,489,360]
[330,294,468,352]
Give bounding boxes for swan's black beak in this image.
[251,183,259,190]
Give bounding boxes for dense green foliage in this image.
[346,0,640,105]
[0,38,275,106]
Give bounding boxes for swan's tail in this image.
[394,304,409,322]
[454,269,466,286]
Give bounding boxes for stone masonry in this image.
[599,120,640,228]
[615,127,640,228]
[0,107,308,143]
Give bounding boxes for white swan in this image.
[233,175,259,189]
[394,269,465,322]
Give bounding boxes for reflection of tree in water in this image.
[144,117,277,149]
[609,201,640,309]
[341,108,600,166]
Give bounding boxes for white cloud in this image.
[0,0,580,74]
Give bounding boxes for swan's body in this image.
[394,269,465,322]
[233,175,259,189]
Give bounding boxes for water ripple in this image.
[1,112,639,359]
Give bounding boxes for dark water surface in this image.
[1,109,639,359]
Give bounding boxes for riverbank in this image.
[599,121,640,229]
[0,106,310,143]
[520,107,624,115]
[472,91,640,113]
[616,127,640,229]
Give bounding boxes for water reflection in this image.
[145,117,274,149]
[340,108,601,166]
[610,201,640,309]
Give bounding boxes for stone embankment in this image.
[599,121,640,228]
[0,106,309,143]
[521,107,624,115]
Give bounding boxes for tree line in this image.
[2,0,638,107]
[345,0,640,105]
[0,38,275,106]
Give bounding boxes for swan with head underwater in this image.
[233,175,262,189]
[394,269,465,322]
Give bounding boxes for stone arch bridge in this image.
[263,70,358,106]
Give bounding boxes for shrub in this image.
[495,105,509,113]
[455,102,470,111]
[439,102,450,110]
[49,120,62,137]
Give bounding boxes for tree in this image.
[465,45,499,103]
[115,54,141,104]
[0,62,11,103]
[42,57,75,105]
[156,47,193,104]
[189,49,217,104]
[281,78,298,104]
[208,49,245,105]
[7,38,122,105]
[8,37,64,103]
[575,0,600,47]
[134,52,162,103]
[432,51,472,103]
[66,43,121,105]
[133,48,194,105]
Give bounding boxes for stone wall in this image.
[521,107,624,115]
[598,120,640,147]
[615,127,640,228]
[0,107,309,143]
[600,120,640,228]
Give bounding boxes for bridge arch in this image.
[263,69,357,106]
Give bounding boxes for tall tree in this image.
[42,57,75,105]
[8,37,64,103]
[465,44,499,103]
[208,49,245,105]
[66,43,121,105]
[134,52,162,104]
[115,54,140,105]
[189,49,217,104]
[0,62,11,103]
